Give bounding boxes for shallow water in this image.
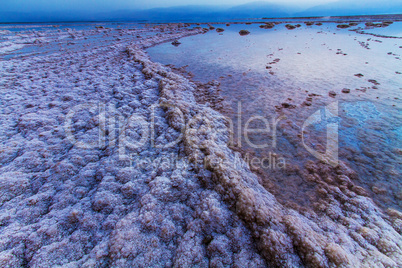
[362,22,402,37]
[148,22,402,210]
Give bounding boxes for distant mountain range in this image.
[1,1,401,23]
[296,0,402,17]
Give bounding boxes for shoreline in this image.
[1,13,402,25]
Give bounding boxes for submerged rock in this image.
[285,24,296,30]
[239,30,250,36]
[365,21,393,28]
[337,24,350,29]
[259,23,275,29]
[216,28,225,33]
[382,21,393,27]
[329,91,337,97]
[368,79,380,85]
[171,40,181,46]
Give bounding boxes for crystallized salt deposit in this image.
[0,22,401,267]
[0,41,25,54]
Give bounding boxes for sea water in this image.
[148,22,402,210]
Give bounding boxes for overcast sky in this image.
[3,0,341,12]
[4,0,400,13]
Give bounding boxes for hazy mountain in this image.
[99,5,231,22]
[0,2,292,23]
[0,1,401,23]
[297,0,402,17]
[0,11,100,23]
[224,1,296,19]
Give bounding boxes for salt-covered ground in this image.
[0,22,401,267]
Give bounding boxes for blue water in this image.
[148,22,402,209]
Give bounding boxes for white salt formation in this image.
[0,22,401,267]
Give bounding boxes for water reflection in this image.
[148,22,402,211]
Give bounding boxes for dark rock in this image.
[337,24,350,29]
[329,91,337,97]
[239,30,250,36]
[349,22,358,26]
[316,22,323,26]
[354,73,364,78]
[305,21,314,26]
[285,24,296,30]
[216,28,225,33]
[282,103,296,109]
[259,23,275,29]
[381,21,393,27]
[368,79,380,85]
[171,40,181,46]
[342,88,350,93]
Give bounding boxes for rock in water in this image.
[259,23,275,29]
[285,24,296,30]
[239,30,250,36]
[171,40,181,46]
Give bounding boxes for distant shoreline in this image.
[1,13,401,25]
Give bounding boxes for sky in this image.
[2,0,400,23]
[3,0,339,12]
